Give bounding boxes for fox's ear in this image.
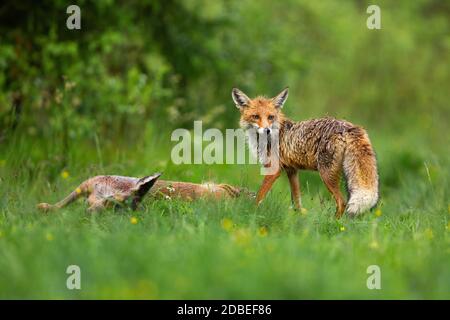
[138,172,162,187]
[135,172,162,196]
[272,87,289,108]
[232,88,250,109]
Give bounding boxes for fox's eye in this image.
[268,115,275,121]
[251,115,260,120]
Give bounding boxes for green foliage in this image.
[1,0,448,141]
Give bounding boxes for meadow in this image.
[0,0,449,299]
[0,122,448,299]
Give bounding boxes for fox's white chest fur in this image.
[245,130,274,166]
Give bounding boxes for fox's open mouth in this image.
[255,131,272,151]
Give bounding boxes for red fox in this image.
[232,87,379,218]
[37,173,251,212]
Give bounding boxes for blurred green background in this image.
[0,0,449,299]
[1,0,448,151]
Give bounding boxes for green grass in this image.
[0,127,449,299]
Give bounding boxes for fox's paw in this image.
[237,187,256,199]
[245,191,256,199]
[37,203,53,212]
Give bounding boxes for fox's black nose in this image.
[265,128,271,134]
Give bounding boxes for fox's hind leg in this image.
[86,193,107,213]
[37,184,85,212]
[87,201,107,213]
[318,162,346,219]
[87,199,107,213]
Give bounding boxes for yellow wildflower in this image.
[45,232,54,241]
[130,217,138,225]
[221,218,233,232]
[75,187,82,194]
[340,226,345,232]
[375,208,382,217]
[300,207,308,216]
[369,240,379,249]
[61,170,70,179]
[258,226,268,237]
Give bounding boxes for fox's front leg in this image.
[286,169,301,210]
[255,167,282,205]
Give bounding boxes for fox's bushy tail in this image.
[343,128,379,216]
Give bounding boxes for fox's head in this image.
[130,172,162,209]
[232,87,289,134]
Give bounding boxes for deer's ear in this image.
[232,88,250,109]
[272,87,289,108]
